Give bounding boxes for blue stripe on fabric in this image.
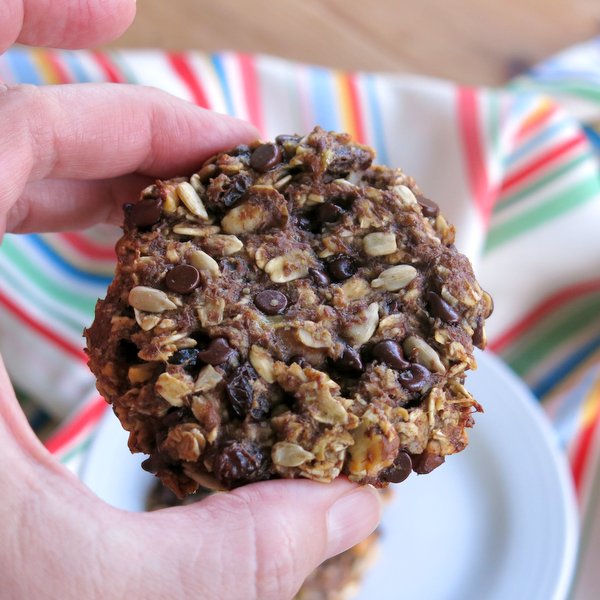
[583,125,600,152]
[363,73,389,165]
[27,235,113,286]
[210,54,235,116]
[532,335,600,399]
[503,120,570,168]
[5,49,42,84]
[551,369,600,450]
[61,51,92,83]
[308,66,340,132]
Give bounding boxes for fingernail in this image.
[326,485,382,558]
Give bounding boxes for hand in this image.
[0,3,381,599]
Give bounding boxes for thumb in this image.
[142,478,381,600]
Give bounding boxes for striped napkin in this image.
[1,38,599,598]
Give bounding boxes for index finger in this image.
[2,0,136,52]
[0,83,259,232]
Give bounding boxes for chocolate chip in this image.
[226,364,255,419]
[161,407,187,428]
[336,347,364,373]
[315,202,343,224]
[297,215,313,231]
[372,340,409,370]
[127,197,163,228]
[197,337,235,365]
[399,364,430,392]
[416,194,439,219]
[250,143,282,172]
[382,451,412,483]
[169,348,201,367]
[289,355,311,369]
[165,264,200,294]
[327,255,357,281]
[427,291,460,323]
[275,134,301,146]
[254,290,288,315]
[309,268,330,286]
[214,440,268,487]
[411,451,445,474]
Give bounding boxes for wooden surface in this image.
[109,0,600,85]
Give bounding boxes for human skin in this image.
[0,2,381,599]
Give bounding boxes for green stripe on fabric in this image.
[510,80,600,104]
[487,92,501,159]
[110,50,139,84]
[0,237,96,315]
[0,257,86,335]
[494,153,590,214]
[58,437,93,466]
[485,175,600,252]
[503,293,600,378]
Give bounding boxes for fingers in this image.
[147,479,382,600]
[9,175,151,233]
[0,83,258,233]
[1,0,136,52]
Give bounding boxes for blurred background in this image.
[111,0,600,85]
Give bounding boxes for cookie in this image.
[85,127,492,496]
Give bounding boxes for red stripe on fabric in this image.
[91,51,125,83]
[0,290,87,361]
[45,397,107,455]
[489,278,600,352]
[347,73,367,144]
[238,54,264,133]
[59,232,116,261]
[570,388,600,497]
[168,53,210,108]
[514,103,557,142]
[457,87,494,223]
[46,51,71,83]
[500,134,587,194]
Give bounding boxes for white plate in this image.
[80,351,578,600]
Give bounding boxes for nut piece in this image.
[155,372,193,406]
[394,184,418,205]
[194,364,223,392]
[371,265,417,291]
[264,251,310,283]
[204,234,244,256]
[363,232,397,257]
[196,297,225,327]
[249,345,276,383]
[344,302,379,347]
[272,442,315,467]
[176,182,209,219]
[129,286,177,313]
[128,362,156,384]
[297,322,333,349]
[134,308,161,331]
[348,407,400,479]
[189,249,220,277]
[403,335,446,374]
[162,423,206,462]
[221,187,288,235]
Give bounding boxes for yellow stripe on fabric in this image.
[581,379,600,430]
[334,70,358,141]
[29,48,61,84]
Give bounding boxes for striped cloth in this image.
[1,38,599,597]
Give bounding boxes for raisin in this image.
[213,440,268,488]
